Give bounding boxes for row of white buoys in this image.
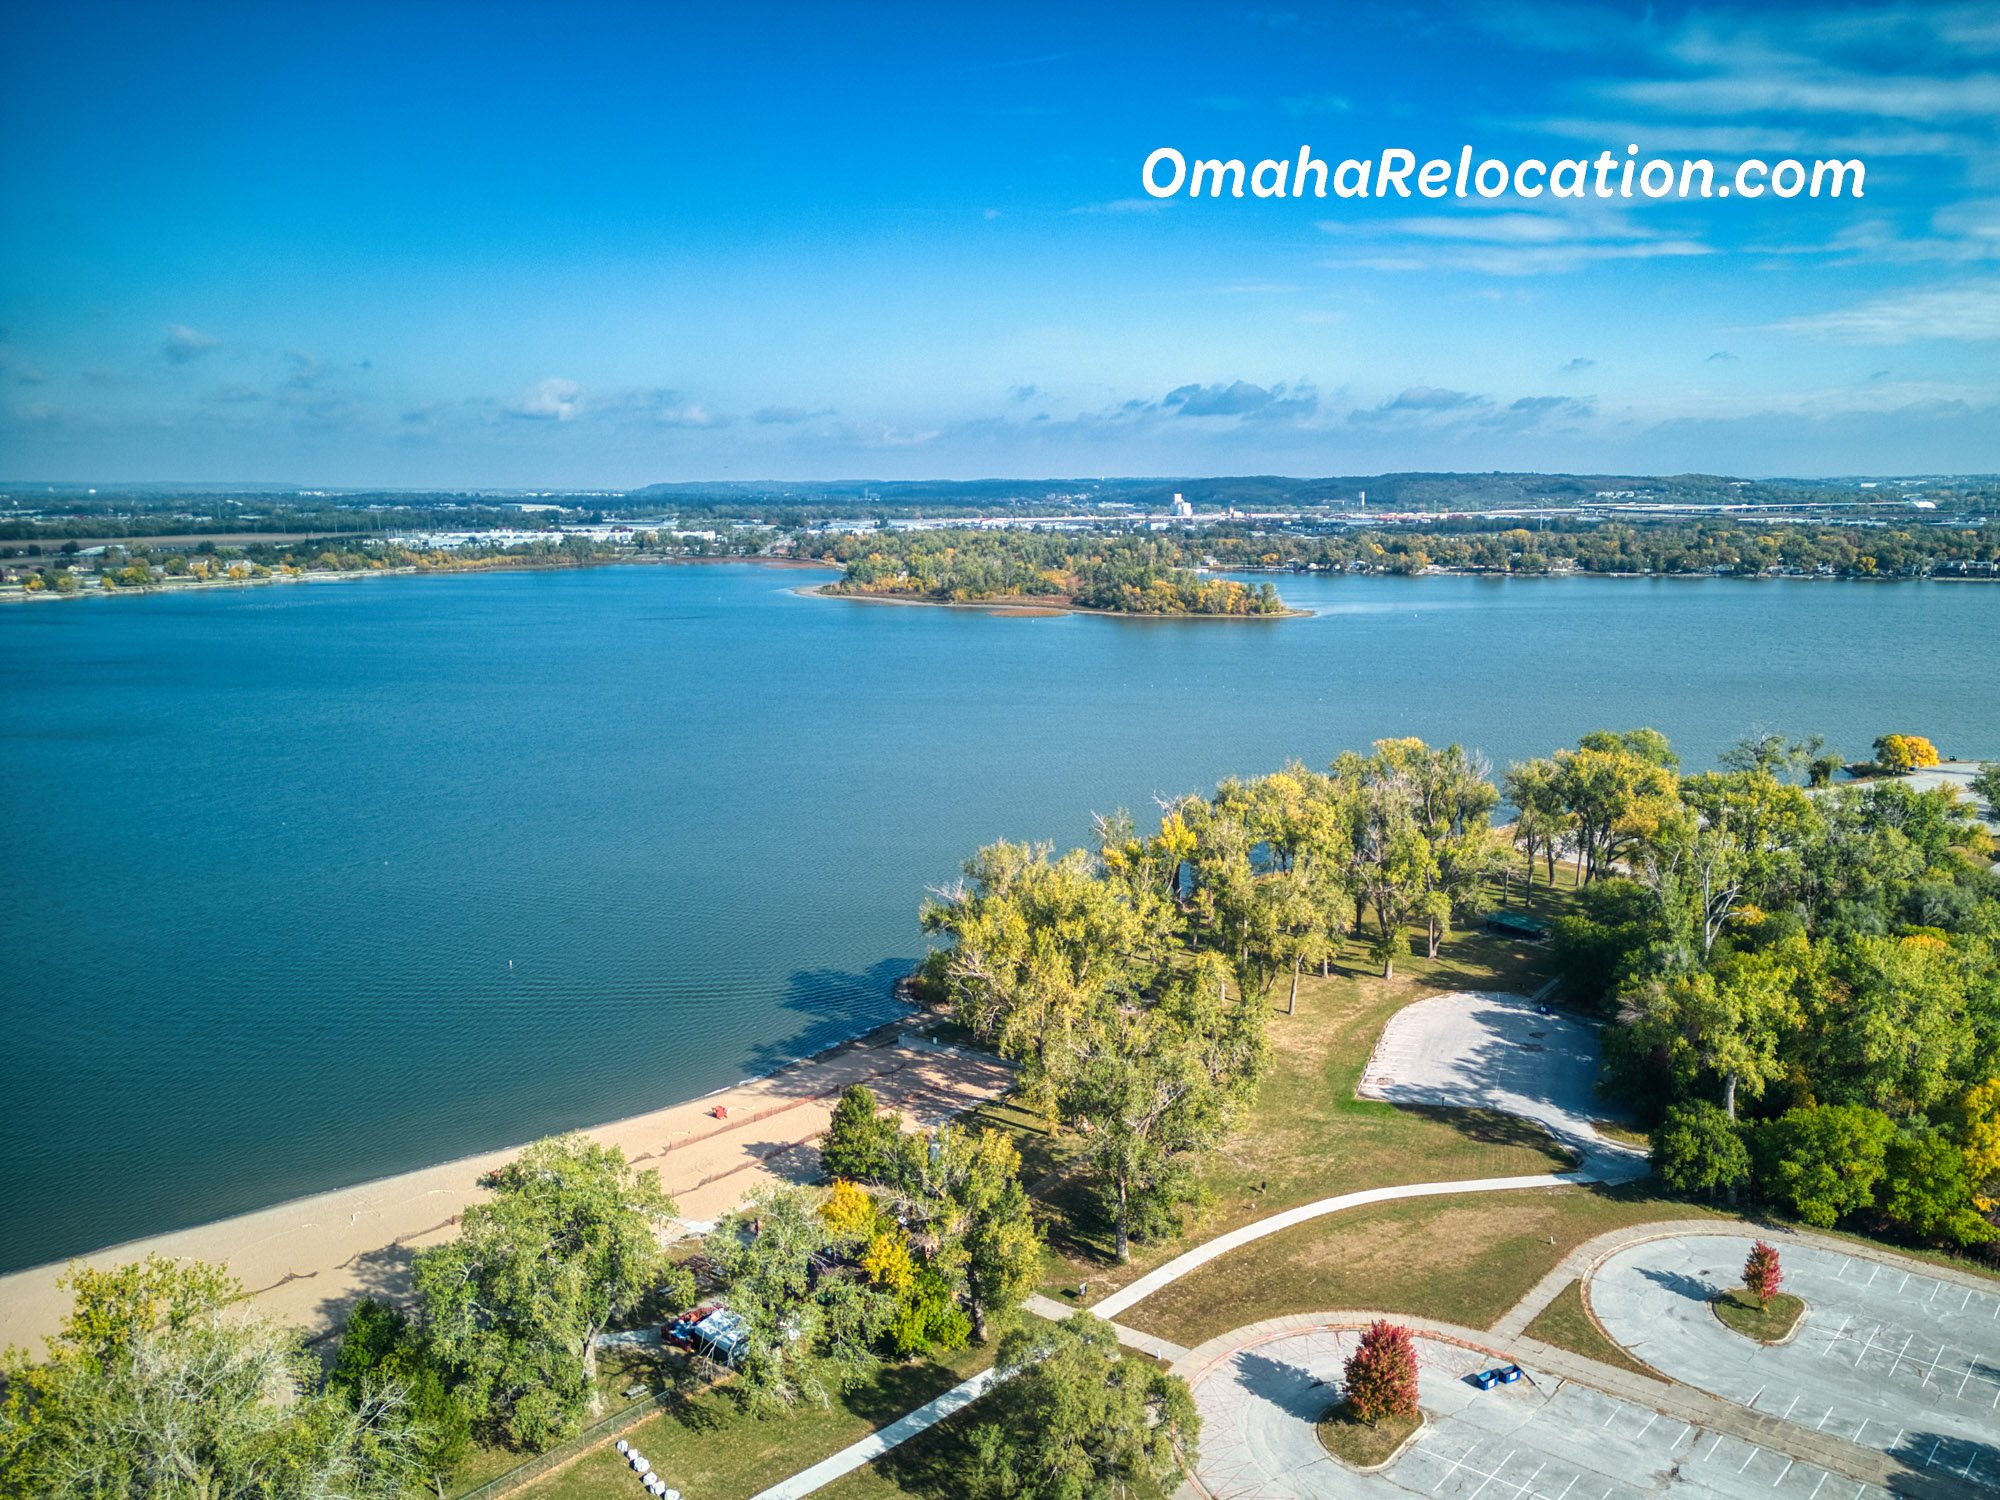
[612,1439,679,1498]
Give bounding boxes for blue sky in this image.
[2,0,1996,485]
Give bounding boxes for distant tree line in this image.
[1200,519,2000,579]
[814,530,1286,614]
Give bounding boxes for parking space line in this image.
[1897,1272,1910,1294]
[1739,1444,1761,1473]
[1919,1345,1948,1386]
[1704,1432,1727,1461]
[1636,1412,1658,1440]
[1852,1326,1879,1368]
[1808,1473,1828,1500]
[1772,1458,1794,1486]
[1779,1393,1800,1421]
[1922,1437,1942,1468]
[1885,1334,1912,1377]
[1549,1476,1577,1500]
[1813,1405,1835,1431]
[1820,1315,1851,1354]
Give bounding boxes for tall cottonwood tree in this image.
[414,1134,687,1450]
[0,1257,421,1500]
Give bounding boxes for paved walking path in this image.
[744,1170,1598,1499]
[748,1365,1006,1500]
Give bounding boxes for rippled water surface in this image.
[2,564,1994,1270]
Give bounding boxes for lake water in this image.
[2,564,1994,1271]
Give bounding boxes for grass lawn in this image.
[1318,1403,1422,1468]
[508,1342,994,1500]
[985,900,1599,1308]
[1713,1288,1806,1344]
[1119,1183,1724,1348]
[1520,1279,1662,1379]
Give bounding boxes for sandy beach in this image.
[0,1018,1012,1355]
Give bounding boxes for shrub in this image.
[1344,1319,1419,1424]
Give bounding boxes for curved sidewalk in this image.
[745,1167,1597,1500]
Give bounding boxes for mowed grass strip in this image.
[513,1343,992,1500]
[1117,1185,1724,1348]
[1520,1279,1664,1379]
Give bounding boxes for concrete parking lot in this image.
[1355,990,1645,1180]
[1589,1234,2000,1488]
[1188,1327,1893,1499]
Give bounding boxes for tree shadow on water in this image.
[730,959,928,1097]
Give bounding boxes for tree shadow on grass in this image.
[1398,1104,1574,1162]
[853,1380,1001,1500]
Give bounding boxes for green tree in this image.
[1752,1105,1895,1227]
[1553,736,1680,884]
[711,1185,892,1412]
[1069,954,1264,1262]
[966,1315,1198,1500]
[821,1084,902,1183]
[923,841,1168,1121]
[329,1299,473,1498]
[884,1126,1044,1342]
[1651,1101,1751,1201]
[1626,951,1801,1121]
[1502,756,1570,897]
[0,1258,420,1500]
[413,1133,687,1449]
[1972,762,2000,820]
[1880,1129,1997,1249]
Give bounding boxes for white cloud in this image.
[508,378,584,421]
[1765,282,2000,342]
[162,324,219,363]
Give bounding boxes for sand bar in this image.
[0,1020,1012,1354]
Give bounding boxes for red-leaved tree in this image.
[1744,1240,1783,1308]
[1343,1319,1419,1423]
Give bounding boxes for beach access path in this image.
[0,1023,1011,1355]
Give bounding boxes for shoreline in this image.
[0,1008,1012,1355]
[799,581,1310,620]
[0,553,837,605]
[8,554,1991,608]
